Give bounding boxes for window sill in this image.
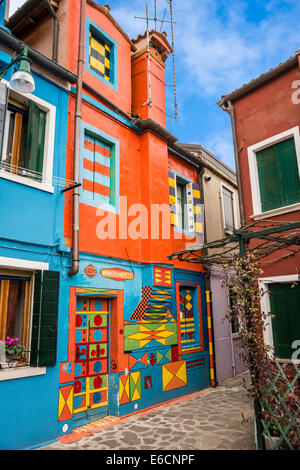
[0,171,54,193]
[232,332,241,339]
[250,202,300,221]
[0,366,46,382]
[273,357,300,365]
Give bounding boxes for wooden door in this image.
[73,297,109,424]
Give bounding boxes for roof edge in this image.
[87,0,137,52]
[218,55,298,108]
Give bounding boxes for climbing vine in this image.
[223,252,300,450]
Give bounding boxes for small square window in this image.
[86,19,118,90]
[89,31,111,82]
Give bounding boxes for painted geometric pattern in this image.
[89,31,111,81]
[129,371,142,401]
[58,384,73,422]
[130,286,152,320]
[82,133,112,203]
[168,170,177,226]
[124,322,177,352]
[154,266,172,287]
[186,183,195,232]
[75,287,118,297]
[162,361,187,392]
[180,288,197,349]
[128,351,148,370]
[73,297,109,414]
[119,371,141,404]
[193,183,203,234]
[119,373,130,405]
[130,285,173,323]
[156,347,172,365]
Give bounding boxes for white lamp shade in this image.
[10,70,35,94]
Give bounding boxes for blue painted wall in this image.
[0,62,70,450]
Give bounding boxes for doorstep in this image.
[58,388,209,444]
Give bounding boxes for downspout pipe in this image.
[221,100,245,227]
[68,0,86,277]
[44,0,59,63]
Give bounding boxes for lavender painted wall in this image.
[209,266,246,383]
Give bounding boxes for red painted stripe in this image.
[83,158,110,177]
[84,139,111,158]
[82,179,110,197]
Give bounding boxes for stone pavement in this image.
[39,371,256,451]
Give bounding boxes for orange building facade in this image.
[8,0,212,438]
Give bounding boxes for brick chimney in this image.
[131,30,173,128]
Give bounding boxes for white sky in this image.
[9,0,26,16]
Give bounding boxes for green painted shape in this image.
[89,313,107,328]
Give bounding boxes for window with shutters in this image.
[86,18,118,91]
[221,184,236,235]
[269,282,300,360]
[169,170,203,235]
[248,128,300,216]
[0,269,59,371]
[0,82,56,192]
[80,123,119,212]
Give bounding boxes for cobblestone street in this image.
[39,372,256,451]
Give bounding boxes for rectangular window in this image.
[0,273,32,366]
[80,124,119,212]
[0,83,55,190]
[256,137,300,212]
[0,269,60,370]
[222,185,235,234]
[269,282,300,359]
[89,31,111,82]
[176,181,186,230]
[179,286,201,350]
[169,170,203,234]
[86,18,118,91]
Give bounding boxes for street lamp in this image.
[0,47,35,94]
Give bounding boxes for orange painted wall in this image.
[66,0,132,116]
[62,0,204,273]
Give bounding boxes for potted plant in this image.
[3,337,25,368]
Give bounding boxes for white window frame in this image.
[258,274,300,364]
[220,182,238,235]
[0,256,49,381]
[173,172,195,234]
[0,80,56,193]
[248,126,300,220]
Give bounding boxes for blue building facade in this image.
[0,3,74,449]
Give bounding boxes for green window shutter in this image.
[25,101,46,175]
[269,283,300,359]
[0,81,8,159]
[30,270,60,367]
[277,138,300,206]
[256,145,282,212]
[257,138,300,212]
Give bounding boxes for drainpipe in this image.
[221,100,245,227]
[44,0,59,63]
[69,0,85,277]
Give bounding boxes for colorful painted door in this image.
[73,297,109,423]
